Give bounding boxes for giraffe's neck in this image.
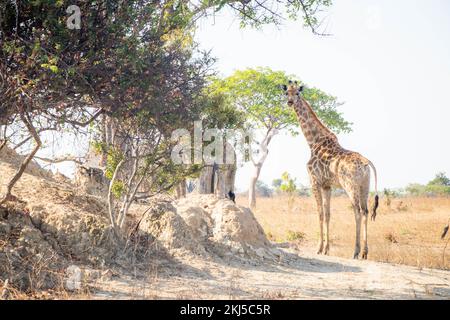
[293,97,336,148]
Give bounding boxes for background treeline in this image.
[252,171,450,198]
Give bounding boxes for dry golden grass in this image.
[237,195,450,270]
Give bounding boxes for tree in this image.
[272,178,282,189]
[278,171,298,209]
[405,173,450,197]
[172,1,334,34]
[428,172,450,187]
[256,180,273,197]
[0,0,213,208]
[211,68,351,208]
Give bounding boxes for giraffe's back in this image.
[308,136,371,189]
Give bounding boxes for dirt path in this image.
[91,248,450,299]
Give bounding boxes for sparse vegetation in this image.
[405,172,450,196]
[286,230,306,242]
[240,194,450,270]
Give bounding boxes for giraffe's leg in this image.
[360,184,370,259]
[322,186,331,255]
[352,200,362,259]
[361,208,369,259]
[312,183,324,254]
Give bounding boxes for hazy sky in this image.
[195,0,450,191]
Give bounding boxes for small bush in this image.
[267,231,276,241]
[384,232,398,243]
[396,201,408,211]
[286,230,305,242]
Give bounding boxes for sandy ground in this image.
[1,149,449,300]
[89,246,450,299]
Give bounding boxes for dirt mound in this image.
[138,194,277,260]
[137,198,206,256]
[0,146,53,180]
[0,148,141,293]
[0,204,65,292]
[210,200,272,255]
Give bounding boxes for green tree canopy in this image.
[428,172,450,187]
[210,68,351,135]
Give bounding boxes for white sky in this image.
[195,0,450,191]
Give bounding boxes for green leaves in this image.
[279,171,298,193]
[210,67,351,135]
[40,63,59,73]
[428,172,450,187]
[210,68,294,131]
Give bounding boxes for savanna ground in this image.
[1,148,449,299]
[239,195,450,270]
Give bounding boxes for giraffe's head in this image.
[281,81,304,107]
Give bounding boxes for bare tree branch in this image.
[34,156,83,165]
[1,112,42,205]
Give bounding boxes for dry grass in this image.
[237,195,450,270]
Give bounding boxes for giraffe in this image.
[282,81,379,259]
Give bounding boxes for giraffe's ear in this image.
[280,84,287,91]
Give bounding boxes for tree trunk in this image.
[247,128,276,208]
[248,164,262,208]
[176,179,187,198]
[214,162,237,197]
[196,141,237,196]
[196,165,214,194]
[107,158,125,234]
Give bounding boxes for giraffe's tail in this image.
[367,160,379,221]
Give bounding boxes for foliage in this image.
[0,0,213,129]
[383,188,401,198]
[210,68,351,135]
[297,184,312,197]
[218,0,333,32]
[405,172,450,196]
[256,180,273,197]
[279,172,297,193]
[272,178,282,189]
[273,171,298,209]
[286,230,305,242]
[428,172,450,187]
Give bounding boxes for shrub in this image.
[286,230,305,242]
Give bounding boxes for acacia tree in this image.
[211,68,351,208]
[0,0,213,205]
